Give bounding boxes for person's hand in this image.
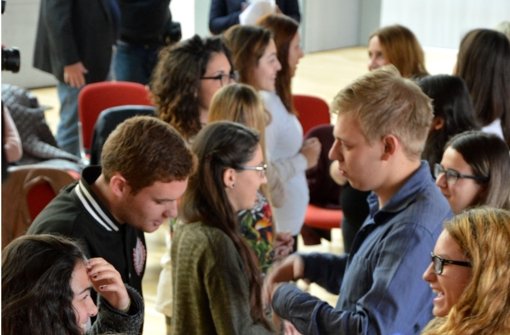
[329,161,348,185]
[63,62,88,88]
[262,254,304,307]
[300,137,321,169]
[273,232,294,261]
[283,320,303,335]
[87,258,131,312]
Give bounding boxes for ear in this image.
[223,167,237,189]
[431,116,445,131]
[381,135,398,161]
[109,173,128,198]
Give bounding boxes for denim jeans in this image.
[56,82,81,156]
[113,41,160,85]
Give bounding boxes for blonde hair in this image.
[331,65,433,159]
[209,84,269,137]
[422,207,510,335]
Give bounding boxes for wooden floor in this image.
[30,46,456,335]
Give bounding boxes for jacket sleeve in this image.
[44,0,80,66]
[209,0,242,34]
[89,286,144,335]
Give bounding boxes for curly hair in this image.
[422,207,510,335]
[151,35,233,140]
[2,234,87,335]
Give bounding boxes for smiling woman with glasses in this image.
[422,207,510,335]
[151,34,234,141]
[436,130,510,214]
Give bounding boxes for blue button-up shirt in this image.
[272,162,452,335]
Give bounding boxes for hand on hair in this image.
[87,258,131,312]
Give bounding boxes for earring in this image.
[231,183,235,189]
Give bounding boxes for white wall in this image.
[380,0,510,49]
[301,0,360,52]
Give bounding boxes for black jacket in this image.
[33,0,117,83]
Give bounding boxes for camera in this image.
[2,0,21,73]
[2,47,20,73]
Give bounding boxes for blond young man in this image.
[264,66,452,335]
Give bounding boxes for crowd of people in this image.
[2,1,510,334]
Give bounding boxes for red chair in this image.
[78,81,153,161]
[300,124,343,246]
[2,166,77,248]
[293,94,331,135]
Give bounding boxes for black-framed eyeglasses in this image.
[200,71,238,87]
[434,163,488,186]
[430,252,471,275]
[237,163,267,178]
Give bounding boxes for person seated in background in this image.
[209,83,293,273]
[435,130,510,214]
[27,116,194,308]
[454,28,510,146]
[422,207,510,335]
[2,234,144,334]
[264,66,452,335]
[418,75,480,173]
[209,0,301,35]
[171,121,274,334]
[367,24,429,79]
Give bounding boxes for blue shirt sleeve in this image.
[272,223,438,335]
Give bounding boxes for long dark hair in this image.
[180,121,270,329]
[419,75,480,171]
[2,234,86,335]
[455,28,510,146]
[151,35,233,140]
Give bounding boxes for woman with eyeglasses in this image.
[224,19,320,250]
[151,34,236,334]
[171,121,274,334]
[421,207,510,335]
[435,130,510,214]
[209,83,294,273]
[151,34,235,142]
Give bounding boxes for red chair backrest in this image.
[293,94,330,135]
[78,81,153,153]
[26,178,58,221]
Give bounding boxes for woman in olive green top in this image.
[171,121,274,334]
